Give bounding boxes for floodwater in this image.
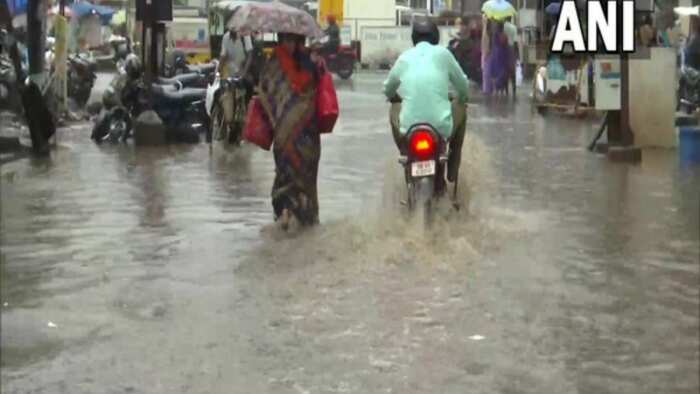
[1,73,698,394]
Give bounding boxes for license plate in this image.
[411,160,436,177]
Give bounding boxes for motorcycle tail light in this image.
[409,130,436,159]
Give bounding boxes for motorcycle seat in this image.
[153,85,206,103]
[156,73,201,86]
[193,63,216,74]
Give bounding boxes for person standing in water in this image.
[257,33,324,229]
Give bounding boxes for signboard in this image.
[360,26,455,65]
[340,26,351,45]
[595,57,621,110]
[169,17,208,54]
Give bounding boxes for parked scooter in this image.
[92,55,209,144]
[110,35,130,70]
[67,53,97,107]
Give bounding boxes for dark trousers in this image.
[389,101,467,182]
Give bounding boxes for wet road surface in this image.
[1,73,699,393]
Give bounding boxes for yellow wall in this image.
[319,0,344,26]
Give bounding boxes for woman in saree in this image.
[482,19,511,95]
[257,33,321,229]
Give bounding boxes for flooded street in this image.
[1,73,698,393]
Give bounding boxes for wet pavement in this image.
[1,73,699,394]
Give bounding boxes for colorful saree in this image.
[257,47,320,226]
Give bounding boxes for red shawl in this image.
[275,45,313,94]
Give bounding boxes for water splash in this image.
[251,133,529,276]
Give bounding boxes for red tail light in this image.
[409,130,436,159]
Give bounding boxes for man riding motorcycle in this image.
[323,15,341,56]
[383,19,469,191]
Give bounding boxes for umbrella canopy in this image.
[71,2,115,25]
[7,0,27,16]
[226,1,323,38]
[111,9,126,26]
[211,0,274,12]
[481,0,516,21]
[545,2,561,16]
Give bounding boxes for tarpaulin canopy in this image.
[7,0,28,16]
[70,1,115,24]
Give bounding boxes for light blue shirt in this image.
[383,41,469,139]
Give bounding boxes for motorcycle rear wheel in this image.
[336,62,354,80]
[410,177,435,227]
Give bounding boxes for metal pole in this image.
[59,0,65,16]
[619,53,633,146]
[27,0,45,79]
[144,0,153,108]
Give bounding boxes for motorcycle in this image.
[678,66,700,114]
[205,72,249,145]
[67,53,97,107]
[110,35,130,71]
[320,45,356,80]
[399,123,452,224]
[157,71,211,89]
[92,75,209,144]
[0,54,19,112]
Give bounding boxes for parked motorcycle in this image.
[320,45,356,80]
[0,54,19,112]
[110,35,130,70]
[92,65,209,144]
[678,66,700,114]
[399,123,452,224]
[205,73,249,145]
[157,71,211,89]
[67,53,97,107]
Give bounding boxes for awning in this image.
[7,0,28,16]
[70,1,115,24]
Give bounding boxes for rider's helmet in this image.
[327,15,337,24]
[124,54,142,80]
[411,18,440,46]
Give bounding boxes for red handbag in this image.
[316,68,339,134]
[243,96,273,150]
